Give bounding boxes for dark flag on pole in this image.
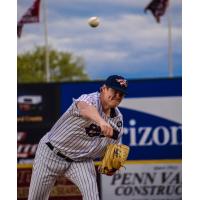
[144,0,169,23]
[17,0,41,38]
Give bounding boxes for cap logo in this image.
[116,79,128,88]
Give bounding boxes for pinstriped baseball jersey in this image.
[46,92,124,161]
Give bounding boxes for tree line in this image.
[17,46,89,83]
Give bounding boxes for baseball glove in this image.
[98,144,130,176]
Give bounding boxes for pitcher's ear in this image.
[99,86,103,92]
[100,84,107,92]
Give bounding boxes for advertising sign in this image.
[119,96,182,160]
[17,127,49,163]
[17,84,60,128]
[17,167,82,200]
[118,78,182,160]
[101,162,182,200]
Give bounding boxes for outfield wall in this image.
[17,78,182,200]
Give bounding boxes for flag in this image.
[144,0,169,23]
[17,0,41,38]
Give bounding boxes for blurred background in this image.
[17,0,182,199]
[17,0,181,82]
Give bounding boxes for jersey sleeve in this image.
[74,94,96,106]
[71,93,97,116]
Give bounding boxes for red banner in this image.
[144,0,169,23]
[17,0,41,37]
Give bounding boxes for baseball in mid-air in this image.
[88,16,100,28]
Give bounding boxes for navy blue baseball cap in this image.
[105,75,128,94]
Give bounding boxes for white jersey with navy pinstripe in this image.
[46,92,123,161]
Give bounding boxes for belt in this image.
[46,142,73,162]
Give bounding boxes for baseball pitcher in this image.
[28,75,129,200]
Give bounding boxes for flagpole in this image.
[167,1,173,78]
[42,0,50,82]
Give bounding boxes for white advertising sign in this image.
[101,162,182,200]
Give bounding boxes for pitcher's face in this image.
[101,86,124,108]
